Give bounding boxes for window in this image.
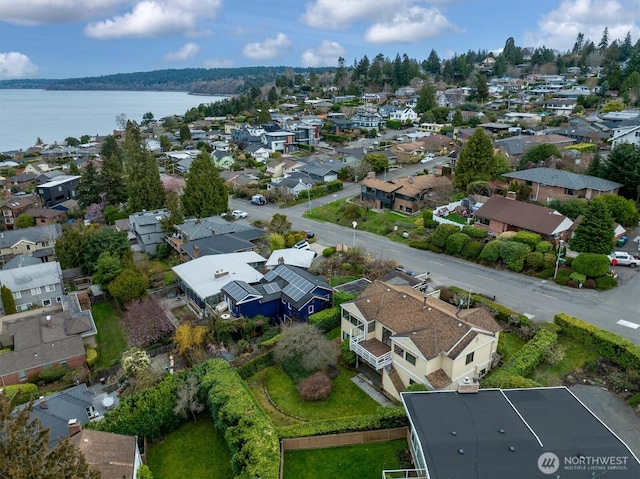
[342,309,350,320]
[367,321,375,333]
[479,368,487,377]
[12,291,22,299]
[45,284,56,292]
[60,361,68,367]
[30,287,42,295]
[409,379,416,385]
[42,299,52,307]
[465,352,475,365]
[342,331,350,341]
[394,344,405,357]
[405,352,416,366]
[18,370,27,381]
[308,305,314,314]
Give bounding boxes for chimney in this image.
[505,191,516,200]
[278,256,285,264]
[39,396,48,409]
[68,418,82,436]
[193,245,200,258]
[214,270,229,279]
[457,377,479,394]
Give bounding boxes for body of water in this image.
[0,89,227,152]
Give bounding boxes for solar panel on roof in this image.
[224,282,248,301]
[264,270,278,282]
[263,283,281,294]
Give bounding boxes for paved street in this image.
[230,166,640,346]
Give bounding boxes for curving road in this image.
[230,168,640,346]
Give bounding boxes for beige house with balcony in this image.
[340,281,501,400]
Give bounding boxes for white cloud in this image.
[203,58,234,68]
[243,33,292,61]
[0,0,122,26]
[0,52,39,80]
[524,0,640,51]
[301,40,346,67]
[300,0,401,30]
[364,6,457,43]
[84,0,221,39]
[163,42,200,62]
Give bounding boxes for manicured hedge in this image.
[308,306,341,333]
[554,313,640,371]
[512,231,541,249]
[499,241,531,272]
[236,350,276,379]
[482,328,557,389]
[535,241,553,253]
[479,240,501,263]
[571,253,610,278]
[462,225,488,240]
[202,359,280,479]
[445,232,471,255]
[430,224,462,248]
[461,241,484,261]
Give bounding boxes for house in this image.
[297,162,340,183]
[0,261,65,312]
[129,209,170,255]
[541,97,577,115]
[1,194,40,230]
[502,167,622,202]
[0,223,61,265]
[267,172,313,197]
[350,107,385,129]
[389,107,418,123]
[361,174,453,214]
[221,264,333,323]
[610,124,640,148]
[70,428,142,479]
[24,384,119,446]
[167,216,264,260]
[394,387,640,479]
[265,249,317,270]
[244,144,271,162]
[473,193,574,241]
[211,150,235,170]
[172,251,266,315]
[5,172,37,193]
[262,131,296,153]
[266,157,302,178]
[37,175,81,207]
[340,280,501,400]
[23,207,67,226]
[23,163,52,175]
[0,293,97,386]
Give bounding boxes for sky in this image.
[2,0,640,80]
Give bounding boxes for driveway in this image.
[570,384,640,458]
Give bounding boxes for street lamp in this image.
[300,179,311,215]
[352,221,357,247]
[553,240,565,280]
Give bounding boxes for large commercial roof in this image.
[402,387,640,479]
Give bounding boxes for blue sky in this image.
[2,0,640,80]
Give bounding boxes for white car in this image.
[231,210,248,219]
[420,153,435,164]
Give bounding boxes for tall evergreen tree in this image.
[77,161,102,208]
[1,284,17,314]
[454,128,496,190]
[100,153,128,205]
[181,150,228,218]
[416,83,436,114]
[123,122,165,212]
[569,199,615,254]
[100,134,122,163]
[424,49,441,77]
[585,150,602,177]
[601,143,640,200]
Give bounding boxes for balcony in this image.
[382,469,428,479]
[350,332,392,370]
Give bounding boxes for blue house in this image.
[221,264,333,323]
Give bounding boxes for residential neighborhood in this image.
[3,23,640,479]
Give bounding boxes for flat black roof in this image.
[402,387,640,479]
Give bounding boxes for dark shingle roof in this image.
[502,167,622,192]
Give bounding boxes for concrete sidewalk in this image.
[351,373,395,406]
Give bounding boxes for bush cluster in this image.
[236,350,276,380]
[461,241,484,260]
[571,253,610,278]
[430,224,461,248]
[512,231,541,249]
[30,366,70,385]
[461,225,488,240]
[3,383,38,405]
[297,372,332,401]
[445,232,471,255]
[308,306,340,333]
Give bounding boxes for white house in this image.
[389,107,418,123]
[610,124,640,148]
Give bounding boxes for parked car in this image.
[608,251,640,268]
[231,210,248,219]
[293,240,310,250]
[251,194,267,205]
[304,230,314,238]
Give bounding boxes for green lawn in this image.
[283,439,408,479]
[92,302,127,370]
[147,416,233,479]
[263,364,381,421]
[497,332,525,363]
[530,335,601,386]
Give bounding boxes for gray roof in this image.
[0,261,62,292]
[495,137,526,156]
[129,209,169,227]
[297,162,341,177]
[402,387,640,479]
[2,254,42,269]
[177,216,263,241]
[182,234,257,257]
[0,224,61,249]
[502,167,623,191]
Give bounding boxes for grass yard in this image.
[147,416,233,479]
[263,364,381,422]
[283,439,408,479]
[530,335,601,386]
[444,212,469,224]
[92,302,127,370]
[497,332,525,363]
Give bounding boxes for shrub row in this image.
[482,328,557,389]
[308,306,340,333]
[2,383,38,405]
[235,350,276,380]
[277,406,407,439]
[202,359,280,479]
[448,287,532,328]
[554,313,640,371]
